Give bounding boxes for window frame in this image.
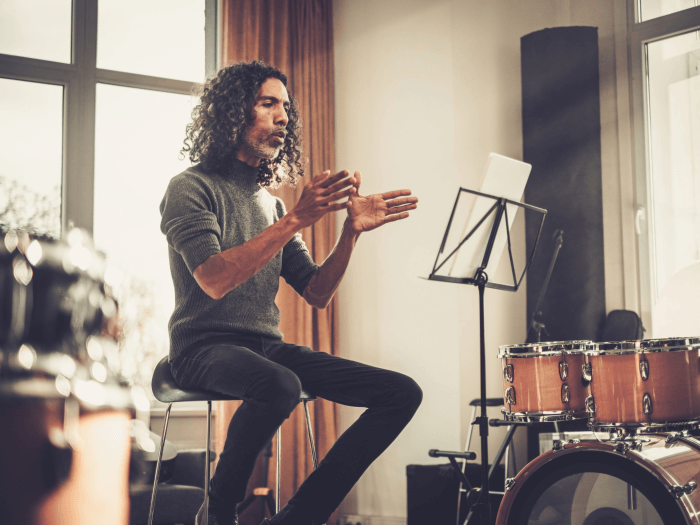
[0,0,218,414]
[628,1,700,333]
[0,0,218,235]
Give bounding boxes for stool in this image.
[148,356,319,525]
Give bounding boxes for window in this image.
[0,78,63,238]
[630,0,700,336]
[0,1,217,391]
[638,0,698,22]
[0,0,72,63]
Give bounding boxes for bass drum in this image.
[496,434,700,525]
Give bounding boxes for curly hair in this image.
[181,61,304,187]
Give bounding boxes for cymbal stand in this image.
[527,229,563,343]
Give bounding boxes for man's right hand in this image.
[289,170,356,229]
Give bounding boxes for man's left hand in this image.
[346,171,418,234]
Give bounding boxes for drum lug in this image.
[639,358,649,381]
[670,481,697,499]
[665,431,690,444]
[611,438,643,455]
[559,361,568,381]
[585,395,595,414]
[505,386,516,405]
[614,441,630,455]
[582,363,592,383]
[643,393,653,415]
[503,364,514,383]
[630,439,644,451]
[552,438,579,453]
[561,384,570,404]
[504,478,516,492]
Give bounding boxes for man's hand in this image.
[346,171,418,234]
[289,170,356,229]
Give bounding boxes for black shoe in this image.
[195,501,238,525]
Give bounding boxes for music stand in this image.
[427,187,546,523]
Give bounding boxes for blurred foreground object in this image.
[0,228,152,525]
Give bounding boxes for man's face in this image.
[237,77,290,166]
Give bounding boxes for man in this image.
[160,61,422,525]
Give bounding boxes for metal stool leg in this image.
[204,400,212,525]
[148,402,173,525]
[303,400,318,470]
[303,400,325,525]
[270,401,322,524]
[276,427,281,513]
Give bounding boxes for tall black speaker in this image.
[521,26,607,462]
[522,26,606,344]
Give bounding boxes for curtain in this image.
[215,2,338,523]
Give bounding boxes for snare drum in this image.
[1,229,120,402]
[585,338,700,432]
[496,433,700,524]
[499,341,591,422]
[0,229,148,524]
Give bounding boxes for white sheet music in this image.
[438,153,531,280]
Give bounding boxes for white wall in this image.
[334,1,463,517]
[333,0,630,520]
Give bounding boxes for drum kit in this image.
[0,228,152,525]
[494,338,700,525]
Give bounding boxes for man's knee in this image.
[403,376,423,413]
[251,367,302,415]
[390,373,423,414]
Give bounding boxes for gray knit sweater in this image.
[159,160,319,360]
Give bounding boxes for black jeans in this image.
[170,333,423,525]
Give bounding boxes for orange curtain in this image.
[215,1,339,524]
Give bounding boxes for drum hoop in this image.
[586,344,700,356]
[498,350,585,358]
[32,235,107,278]
[587,337,700,354]
[0,378,66,399]
[499,340,592,356]
[502,409,586,423]
[590,419,700,433]
[498,442,689,524]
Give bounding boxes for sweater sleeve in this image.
[160,173,222,274]
[275,198,319,296]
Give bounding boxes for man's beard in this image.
[240,130,282,161]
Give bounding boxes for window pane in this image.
[97,0,206,82]
[646,30,700,332]
[639,0,697,22]
[0,0,72,63]
[93,84,195,388]
[0,78,63,238]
